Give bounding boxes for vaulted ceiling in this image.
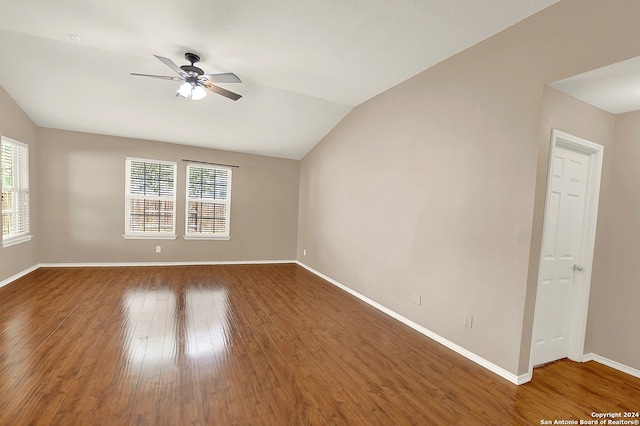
[0,0,561,159]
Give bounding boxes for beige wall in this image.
[298,0,640,376]
[37,128,299,263]
[0,86,38,283]
[587,110,640,370]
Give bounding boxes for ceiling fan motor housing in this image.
[181,65,204,76]
[181,52,204,76]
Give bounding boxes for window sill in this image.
[183,235,231,241]
[2,234,33,248]
[123,234,177,240]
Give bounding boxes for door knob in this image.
[573,264,584,272]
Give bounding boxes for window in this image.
[124,157,177,239]
[1,137,31,247]
[185,164,232,239]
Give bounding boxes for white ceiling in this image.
[0,0,560,159]
[549,56,640,115]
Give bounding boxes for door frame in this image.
[530,129,604,372]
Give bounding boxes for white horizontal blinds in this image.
[125,158,176,235]
[1,138,30,241]
[186,164,231,237]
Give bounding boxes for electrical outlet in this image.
[465,315,473,328]
[155,245,161,253]
[303,249,307,256]
[412,293,421,305]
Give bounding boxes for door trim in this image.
[530,129,604,372]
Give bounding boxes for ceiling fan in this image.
[131,52,242,101]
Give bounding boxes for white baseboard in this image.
[516,372,533,385]
[296,261,524,385]
[38,259,296,268]
[0,264,40,289]
[583,353,640,379]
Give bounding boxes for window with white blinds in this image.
[1,137,31,247]
[124,157,177,239]
[185,164,232,239]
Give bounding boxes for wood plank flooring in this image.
[0,264,638,425]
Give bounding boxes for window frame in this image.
[124,157,178,240]
[1,136,32,248]
[184,163,232,240]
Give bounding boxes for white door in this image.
[531,143,591,366]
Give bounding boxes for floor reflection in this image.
[122,287,230,366]
[0,310,35,408]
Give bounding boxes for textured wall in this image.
[587,110,640,371]
[36,128,299,264]
[298,0,640,376]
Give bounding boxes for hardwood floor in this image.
[0,264,638,425]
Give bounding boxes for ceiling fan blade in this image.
[200,73,242,84]
[153,55,188,78]
[200,81,242,101]
[130,73,183,81]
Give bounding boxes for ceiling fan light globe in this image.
[192,85,207,100]
[177,82,192,98]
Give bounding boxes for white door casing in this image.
[531,130,603,369]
